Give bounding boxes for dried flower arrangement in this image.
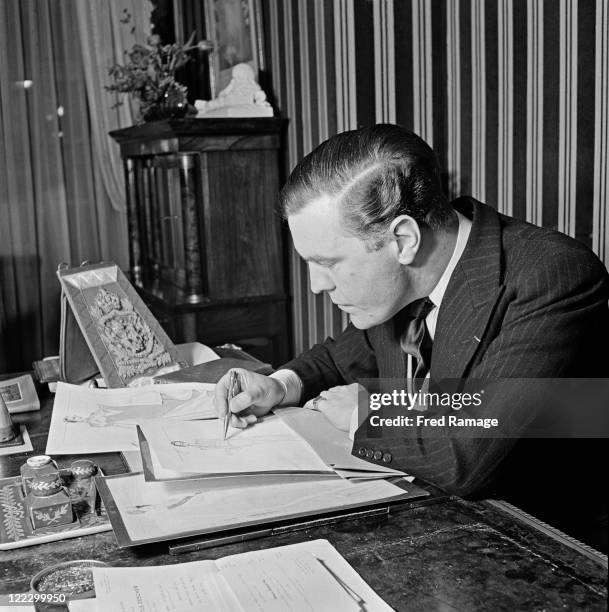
[106,27,203,123]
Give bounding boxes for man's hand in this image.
[304,383,362,432]
[214,369,286,429]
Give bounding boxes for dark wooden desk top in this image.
[1,384,607,611]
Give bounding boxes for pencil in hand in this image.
[223,370,241,440]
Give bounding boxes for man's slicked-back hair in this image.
[280,124,452,239]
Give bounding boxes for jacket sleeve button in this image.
[382,452,392,463]
[373,450,383,461]
[357,447,367,457]
[365,449,374,459]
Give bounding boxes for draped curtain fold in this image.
[75,0,153,213]
[0,0,151,371]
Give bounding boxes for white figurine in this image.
[195,63,273,117]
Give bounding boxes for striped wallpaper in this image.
[260,0,609,358]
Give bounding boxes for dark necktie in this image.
[400,297,435,391]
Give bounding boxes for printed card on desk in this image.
[0,374,39,414]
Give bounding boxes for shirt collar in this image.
[428,210,472,308]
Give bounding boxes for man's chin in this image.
[348,311,395,329]
[349,312,383,330]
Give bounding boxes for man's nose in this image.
[309,266,335,294]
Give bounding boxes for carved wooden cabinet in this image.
[110,118,289,365]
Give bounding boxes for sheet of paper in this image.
[140,433,336,483]
[121,450,144,472]
[219,550,361,612]
[46,382,216,454]
[139,415,332,476]
[93,561,240,612]
[277,407,406,475]
[333,468,414,481]
[102,472,407,544]
[347,474,416,483]
[175,341,219,366]
[90,540,393,612]
[68,600,98,611]
[219,539,394,612]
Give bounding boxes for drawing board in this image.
[96,471,429,547]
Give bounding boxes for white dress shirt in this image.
[424,210,472,339]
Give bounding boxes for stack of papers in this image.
[45,381,429,557]
[46,382,407,483]
[94,408,429,548]
[137,408,407,483]
[69,539,394,612]
[138,416,335,481]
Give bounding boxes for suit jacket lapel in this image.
[431,198,505,378]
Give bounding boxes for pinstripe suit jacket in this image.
[282,198,609,542]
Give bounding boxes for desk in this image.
[1,389,607,611]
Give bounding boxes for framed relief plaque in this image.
[57,262,182,388]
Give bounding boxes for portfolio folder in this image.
[57,262,183,387]
[97,408,434,551]
[96,470,431,550]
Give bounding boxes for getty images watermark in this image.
[358,379,609,438]
[368,388,499,430]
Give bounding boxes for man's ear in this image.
[389,215,421,265]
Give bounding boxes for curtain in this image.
[0,0,150,372]
[75,0,153,214]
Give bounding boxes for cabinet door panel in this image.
[200,150,283,299]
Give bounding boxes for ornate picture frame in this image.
[204,0,265,96]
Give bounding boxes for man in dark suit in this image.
[215,124,609,551]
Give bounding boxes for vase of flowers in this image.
[107,32,205,123]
